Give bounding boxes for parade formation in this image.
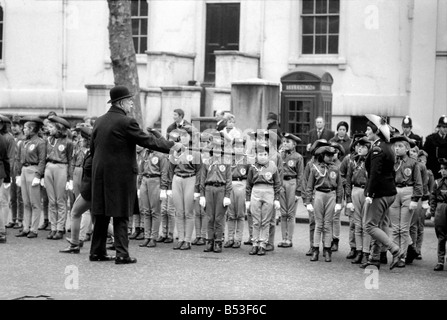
[1,85,447,273]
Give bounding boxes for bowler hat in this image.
[48,115,70,129]
[389,135,416,148]
[402,115,412,127]
[282,132,302,144]
[437,115,447,127]
[108,85,134,104]
[365,114,391,142]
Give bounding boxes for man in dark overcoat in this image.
[89,85,182,264]
[423,115,447,179]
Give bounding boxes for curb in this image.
[294,217,435,228]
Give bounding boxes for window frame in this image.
[0,2,4,68]
[130,0,149,55]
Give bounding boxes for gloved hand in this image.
[295,195,300,202]
[245,201,250,211]
[421,200,429,210]
[160,190,167,199]
[223,197,231,207]
[40,178,45,187]
[3,183,10,189]
[199,196,206,207]
[194,193,200,199]
[166,190,172,196]
[306,204,314,212]
[365,197,373,204]
[15,176,21,187]
[346,202,355,212]
[274,200,280,210]
[65,180,73,191]
[335,204,342,212]
[31,177,40,187]
[409,201,418,210]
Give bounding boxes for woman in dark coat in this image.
[89,85,181,264]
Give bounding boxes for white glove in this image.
[274,200,280,210]
[335,204,342,212]
[245,201,250,211]
[306,204,314,212]
[194,193,200,199]
[294,195,300,202]
[31,177,40,187]
[137,189,141,198]
[65,180,73,191]
[15,176,21,187]
[346,202,355,212]
[409,201,418,210]
[365,197,373,204]
[3,183,10,189]
[166,190,172,196]
[421,200,429,210]
[160,190,167,199]
[40,178,45,187]
[199,196,206,207]
[223,197,231,207]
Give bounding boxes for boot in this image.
[434,263,444,271]
[346,247,357,259]
[359,253,370,269]
[324,247,332,262]
[204,239,214,252]
[310,247,319,261]
[360,254,381,269]
[305,247,313,256]
[380,251,388,264]
[330,238,339,252]
[136,228,145,240]
[214,240,222,253]
[405,245,417,264]
[129,227,141,240]
[351,251,363,264]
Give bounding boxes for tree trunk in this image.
[107,0,143,124]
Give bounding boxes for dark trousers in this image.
[434,203,447,263]
[10,177,24,222]
[90,215,129,258]
[205,185,226,241]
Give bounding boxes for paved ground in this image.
[1,202,445,301]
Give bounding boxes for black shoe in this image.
[415,254,422,260]
[47,231,56,239]
[390,249,405,270]
[191,237,200,245]
[13,222,23,229]
[305,247,313,256]
[249,246,259,255]
[243,239,253,246]
[359,254,370,268]
[434,263,444,271]
[204,240,214,252]
[164,237,174,243]
[405,246,417,264]
[84,233,91,242]
[38,220,49,231]
[60,245,80,254]
[16,231,29,237]
[0,236,6,243]
[397,259,406,268]
[52,231,64,240]
[136,229,145,241]
[232,241,241,249]
[129,228,140,240]
[351,251,363,264]
[330,238,339,252]
[147,239,156,248]
[180,242,191,250]
[310,248,319,261]
[27,232,38,238]
[155,236,167,243]
[224,240,234,248]
[380,252,388,264]
[257,247,266,256]
[264,243,274,252]
[115,256,137,264]
[139,239,151,247]
[173,241,184,250]
[361,259,381,270]
[346,248,357,259]
[213,241,222,253]
[324,247,332,262]
[5,222,15,228]
[196,238,206,246]
[89,254,115,261]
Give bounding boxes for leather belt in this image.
[48,160,66,164]
[232,178,246,181]
[23,163,38,167]
[283,176,296,181]
[205,182,225,187]
[353,184,365,188]
[143,174,160,178]
[175,173,195,178]
[316,188,333,193]
[396,183,413,188]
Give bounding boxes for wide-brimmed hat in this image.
[314,146,337,157]
[365,114,391,142]
[309,139,330,155]
[11,115,22,125]
[418,150,428,158]
[254,142,269,154]
[108,85,134,104]
[330,142,345,157]
[20,116,44,125]
[282,132,301,144]
[349,133,367,151]
[74,126,92,139]
[0,114,11,124]
[389,134,416,148]
[48,115,70,129]
[352,137,371,149]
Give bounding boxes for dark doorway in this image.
[204,3,240,83]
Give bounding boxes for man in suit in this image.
[306,116,335,153]
[166,108,192,140]
[362,114,405,270]
[423,115,447,179]
[89,85,182,264]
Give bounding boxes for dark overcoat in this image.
[90,105,174,218]
[423,132,447,179]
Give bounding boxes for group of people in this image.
[1,84,446,271]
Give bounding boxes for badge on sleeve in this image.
[29,144,35,151]
[288,160,295,167]
[265,172,272,180]
[152,157,159,165]
[240,168,246,175]
[219,165,226,172]
[330,171,337,179]
[58,145,65,152]
[404,168,412,177]
[186,154,193,162]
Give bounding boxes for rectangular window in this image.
[0,6,3,60]
[301,0,339,54]
[131,0,148,54]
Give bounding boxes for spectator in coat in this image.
[306,116,335,153]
